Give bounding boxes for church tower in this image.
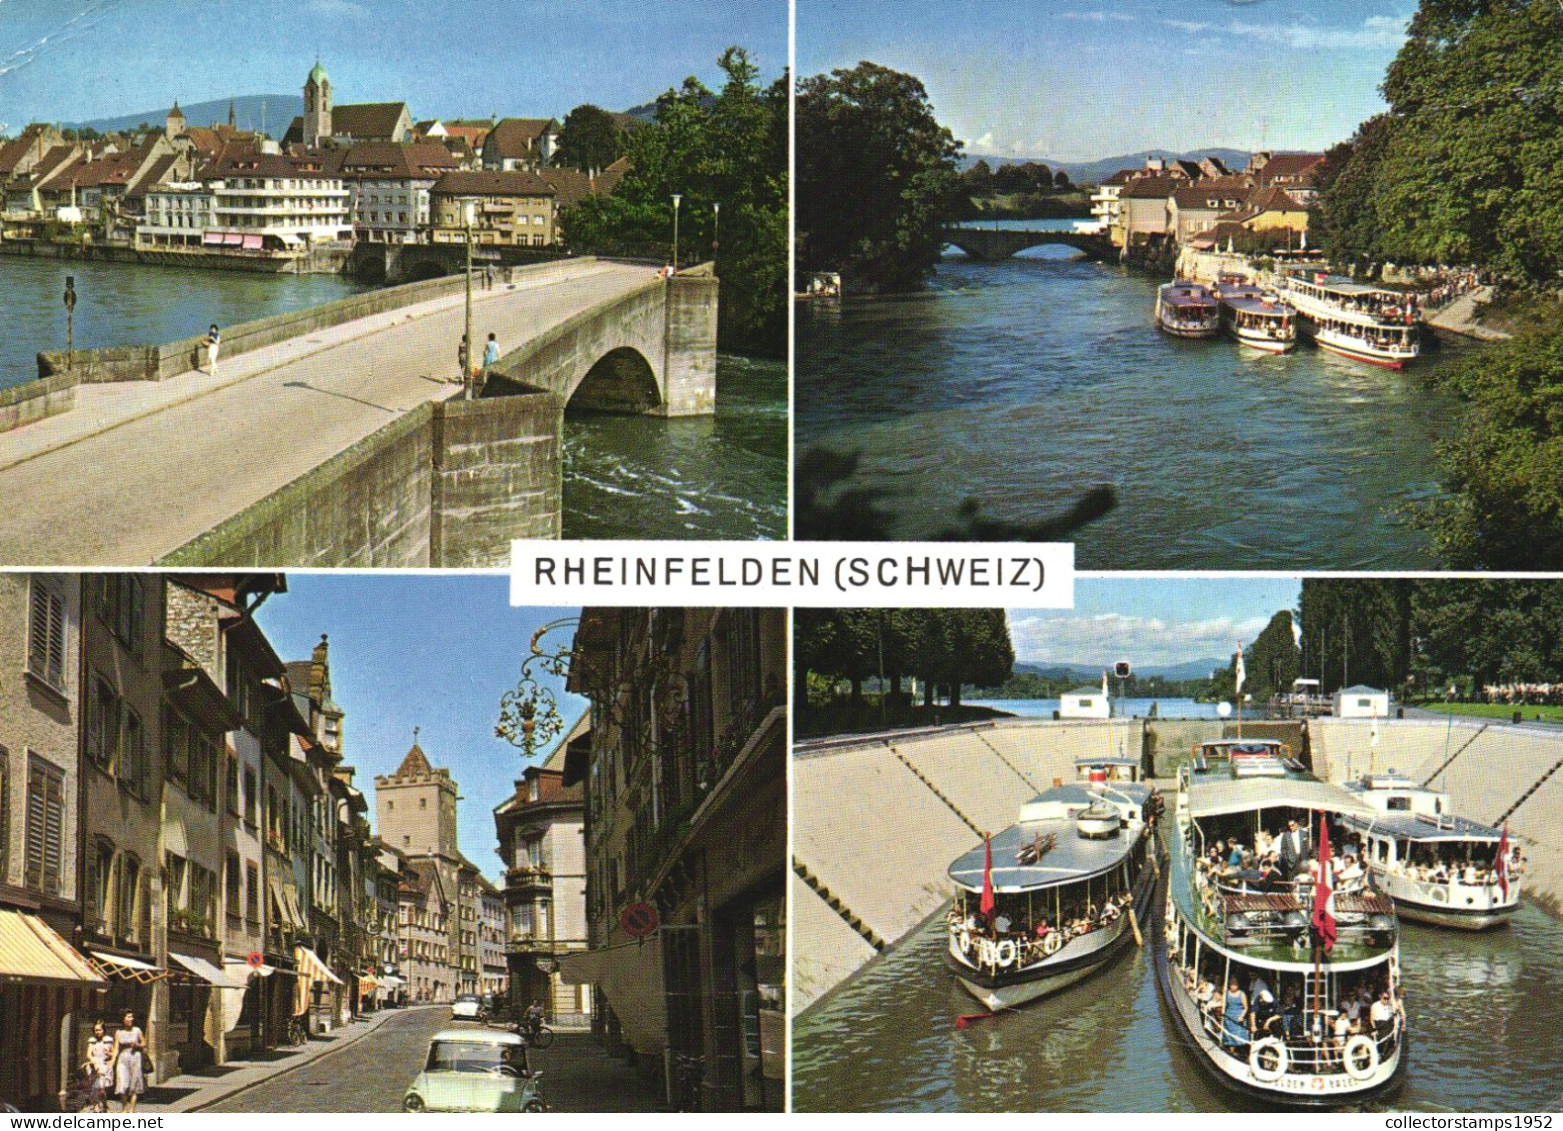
[303,58,332,146]
[164,100,186,142]
[375,730,460,859]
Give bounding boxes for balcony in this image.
[505,865,553,893]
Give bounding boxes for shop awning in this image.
[0,911,105,986]
[89,950,169,984]
[170,951,250,989]
[559,939,665,1055]
[379,974,405,987]
[294,945,343,986]
[269,880,308,931]
[358,974,378,994]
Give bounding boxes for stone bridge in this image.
[941,225,1115,261]
[0,257,716,567]
[347,240,572,285]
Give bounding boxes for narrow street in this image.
[203,1008,664,1113]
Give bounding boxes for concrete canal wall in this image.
[793,717,1563,1015]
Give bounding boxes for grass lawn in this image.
[1419,701,1563,723]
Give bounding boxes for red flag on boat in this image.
[979,835,995,919]
[1312,815,1337,953]
[1495,824,1510,899]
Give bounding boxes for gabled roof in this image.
[431,169,556,197]
[1256,152,1325,185]
[1121,174,1177,199]
[331,101,411,140]
[336,141,459,180]
[483,117,557,159]
[125,152,182,199]
[1243,185,1306,213]
[1338,684,1386,695]
[395,741,434,777]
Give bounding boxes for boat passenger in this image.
[1227,842,1246,870]
[1338,855,1365,891]
[1251,990,1281,1038]
[994,912,1012,934]
[1370,991,1396,1043]
[1221,981,1250,1052]
[1279,990,1302,1041]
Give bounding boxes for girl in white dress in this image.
[112,1012,148,1112]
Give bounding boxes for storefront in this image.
[0,911,106,1110]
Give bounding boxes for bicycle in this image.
[519,1017,555,1050]
[285,1014,309,1046]
[673,1053,704,1112]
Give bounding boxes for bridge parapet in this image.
[940,225,1115,261]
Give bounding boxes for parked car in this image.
[404,1029,545,1112]
[450,993,483,1020]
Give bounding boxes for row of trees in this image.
[1309,1,1563,283]
[552,104,628,176]
[796,608,1014,709]
[561,48,787,355]
[964,159,1071,195]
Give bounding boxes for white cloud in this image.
[1007,611,1272,669]
[1059,10,1136,22]
[1164,13,1410,50]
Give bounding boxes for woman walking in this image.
[112,1011,149,1112]
[85,1020,114,1112]
[204,324,221,377]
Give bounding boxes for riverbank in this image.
[0,235,350,274]
[793,716,1563,1014]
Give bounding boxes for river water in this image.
[0,257,786,540]
[967,697,1221,719]
[791,900,1563,1112]
[795,222,1471,568]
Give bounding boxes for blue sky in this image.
[253,575,586,885]
[0,0,785,128]
[799,0,1412,160]
[1008,576,1301,667]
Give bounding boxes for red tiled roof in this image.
[482,118,557,160]
[1121,174,1177,199]
[1256,152,1324,185]
[331,101,410,140]
[431,169,556,197]
[337,141,459,179]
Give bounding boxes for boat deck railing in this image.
[1190,859,1395,951]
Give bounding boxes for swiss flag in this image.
[1495,825,1510,900]
[1312,815,1337,953]
[980,836,996,919]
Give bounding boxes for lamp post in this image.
[463,201,475,401]
[712,201,720,272]
[671,193,682,269]
[63,276,76,371]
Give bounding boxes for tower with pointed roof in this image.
[165,100,185,142]
[303,57,332,146]
[375,727,459,858]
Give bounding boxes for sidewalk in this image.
[134,1007,437,1113]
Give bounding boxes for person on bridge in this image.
[483,332,500,379]
[457,334,469,385]
[204,324,221,377]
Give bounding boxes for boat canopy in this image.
[1187,777,1377,820]
[949,820,1141,893]
[1344,810,1503,843]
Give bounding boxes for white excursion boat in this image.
[1156,281,1221,339]
[1215,277,1297,353]
[1340,772,1520,930]
[1159,740,1406,1107]
[945,776,1162,1011]
[1277,274,1419,369]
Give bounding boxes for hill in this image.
[1014,658,1229,682]
[960,147,1254,186]
[67,94,302,138]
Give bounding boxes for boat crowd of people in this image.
[1481,682,1563,706]
[1385,844,1523,887]
[950,890,1138,969]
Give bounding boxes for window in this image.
[164,852,186,929]
[24,754,65,896]
[122,708,146,797]
[246,861,260,923]
[90,841,116,934]
[419,798,426,810]
[27,578,67,692]
[95,575,144,655]
[243,767,258,827]
[118,856,141,945]
[87,677,119,770]
[226,756,240,816]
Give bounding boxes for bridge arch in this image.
[567,346,663,414]
[940,226,1114,261]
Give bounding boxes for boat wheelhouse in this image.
[1341,772,1520,930]
[1156,281,1221,339]
[1159,740,1406,1106]
[946,779,1161,1010]
[1278,274,1419,369]
[1075,754,1143,784]
[1215,278,1297,353]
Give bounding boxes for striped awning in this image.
[0,911,104,986]
[88,949,168,984]
[294,945,343,986]
[170,951,250,989]
[358,974,378,994]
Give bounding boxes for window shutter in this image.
[28,582,66,689]
[25,756,64,895]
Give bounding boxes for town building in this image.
[493,713,590,1024]
[479,878,508,1000]
[199,151,353,251]
[1114,174,1178,250]
[332,141,459,243]
[429,170,557,247]
[1249,151,1326,203]
[1059,686,1111,719]
[1334,685,1392,719]
[397,859,451,1002]
[481,117,558,171]
[286,60,413,146]
[562,609,786,1111]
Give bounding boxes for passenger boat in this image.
[945,775,1162,1011]
[1158,739,1406,1106]
[1215,277,1297,353]
[1277,274,1419,369]
[1156,281,1221,339]
[1340,772,1520,930]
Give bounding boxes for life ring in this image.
[1343,1035,1379,1080]
[1248,1037,1288,1083]
[1428,884,1449,904]
[1043,931,1064,956]
[977,937,998,970]
[995,939,1018,968]
[956,930,973,957]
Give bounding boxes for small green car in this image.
[403,1028,546,1112]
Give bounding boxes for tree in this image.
[1298,579,1413,694]
[1053,169,1071,190]
[560,47,787,355]
[554,104,624,175]
[797,61,965,292]
[965,158,994,195]
[1240,611,1301,704]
